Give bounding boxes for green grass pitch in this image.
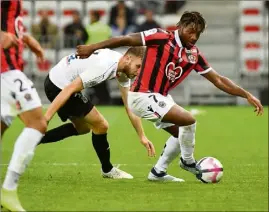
[1,106,268,211]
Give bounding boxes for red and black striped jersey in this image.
[130,28,212,96]
[1,0,24,73]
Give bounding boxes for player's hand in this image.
[44,113,51,124]
[76,45,95,59]
[140,136,156,157]
[1,32,19,49]
[247,94,263,116]
[33,47,45,63]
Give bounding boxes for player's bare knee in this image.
[186,116,196,126]
[26,117,47,134]
[99,119,109,134]
[92,119,109,134]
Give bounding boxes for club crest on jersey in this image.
[24,93,32,101]
[165,62,183,83]
[185,48,198,64]
[158,101,166,108]
[188,55,196,64]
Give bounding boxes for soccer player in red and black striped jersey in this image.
[1,0,47,210]
[76,11,263,182]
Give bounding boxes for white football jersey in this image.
[49,49,130,89]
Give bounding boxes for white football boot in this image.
[148,167,185,182]
[102,167,133,179]
[1,188,26,212]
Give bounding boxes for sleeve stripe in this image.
[198,67,212,75]
[140,32,145,46]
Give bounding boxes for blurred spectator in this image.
[137,1,164,14]
[111,14,135,36]
[109,1,135,27]
[136,9,161,32]
[165,0,186,14]
[31,9,58,48]
[86,10,111,44]
[63,10,88,48]
[85,10,112,104]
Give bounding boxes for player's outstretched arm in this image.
[203,69,263,115]
[118,84,156,157]
[45,77,84,122]
[76,33,143,58]
[22,34,45,62]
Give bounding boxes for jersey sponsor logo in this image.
[86,73,105,87]
[165,62,183,83]
[144,28,158,37]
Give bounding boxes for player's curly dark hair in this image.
[125,46,146,59]
[176,11,207,33]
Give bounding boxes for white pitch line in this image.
[0,163,260,167]
[0,163,154,167]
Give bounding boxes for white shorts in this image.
[1,70,42,126]
[128,91,175,129]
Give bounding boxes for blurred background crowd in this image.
[20,1,268,106]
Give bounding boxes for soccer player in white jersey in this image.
[39,47,155,179]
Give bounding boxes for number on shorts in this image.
[148,94,158,103]
[14,79,27,92]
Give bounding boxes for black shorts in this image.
[44,75,94,122]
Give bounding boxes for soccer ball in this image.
[196,157,223,183]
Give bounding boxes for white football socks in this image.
[155,136,181,173]
[2,128,43,190]
[178,123,196,164]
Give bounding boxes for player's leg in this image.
[161,104,198,174]
[38,75,80,145]
[1,121,9,138]
[153,125,181,173]
[149,107,198,180]
[129,92,198,179]
[1,71,47,211]
[38,122,79,144]
[147,124,184,182]
[1,82,14,138]
[128,92,183,181]
[81,107,133,179]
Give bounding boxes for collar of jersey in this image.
[174,30,183,47]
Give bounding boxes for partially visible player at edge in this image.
[76,11,263,182]
[1,0,47,211]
